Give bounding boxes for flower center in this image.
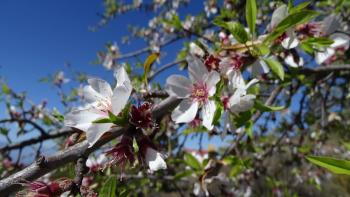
[230,56,244,70]
[204,54,221,71]
[191,83,208,102]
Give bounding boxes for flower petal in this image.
[251,59,269,76]
[230,94,256,113]
[228,71,245,90]
[64,108,104,132]
[171,99,198,123]
[322,14,340,35]
[87,78,113,99]
[82,85,106,104]
[202,100,216,130]
[187,55,209,83]
[114,66,131,86]
[111,80,132,115]
[315,48,335,64]
[189,42,205,57]
[205,71,220,96]
[86,123,114,147]
[281,30,299,49]
[269,4,288,30]
[165,75,192,98]
[145,147,167,172]
[330,33,350,49]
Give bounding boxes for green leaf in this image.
[93,118,113,124]
[99,177,117,197]
[263,58,285,80]
[289,2,311,14]
[133,137,139,153]
[108,111,118,122]
[307,156,350,175]
[264,10,319,44]
[245,0,257,34]
[143,53,159,85]
[212,100,224,126]
[174,170,193,180]
[183,126,207,135]
[302,37,334,48]
[300,42,314,54]
[224,22,249,43]
[254,100,285,112]
[184,153,202,171]
[2,84,10,94]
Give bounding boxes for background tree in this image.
[1,0,350,196]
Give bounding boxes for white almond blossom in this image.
[64,66,132,147]
[269,4,299,49]
[145,147,167,172]
[315,33,350,65]
[229,78,258,113]
[284,53,304,68]
[86,154,107,171]
[219,56,245,89]
[165,55,220,130]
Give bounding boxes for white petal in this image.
[205,71,220,96]
[145,148,167,171]
[111,81,132,115]
[64,108,104,132]
[187,55,209,83]
[165,75,192,98]
[189,42,205,57]
[322,14,340,35]
[285,54,303,68]
[330,33,350,49]
[87,78,113,99]
[245,78,259,90]
[251,60,269,76]
[230,94,256,113]
[86,123,113,147]
[202,100,216,130]
[269,4,288,30]
[281,30,299,49]
[228,71,244,90]
[114,66,131,86]
[316,48,335,64]
[171,99,198,123]
[82,85,106,104]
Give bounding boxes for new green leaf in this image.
[255,100,285,112]
[226,22,249,43]
[264,10,319,43]
[184,153,202,171]
[264,58,285,80]
[99,177,117,197]
[245,0,257,34]
[307,156,350,176]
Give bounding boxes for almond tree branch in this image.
[0,129,74,152]
[0,97,180,194]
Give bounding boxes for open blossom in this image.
[219,55,245,89]
[165,55,220,130]
[86,154,107,172]
[129,102,154,129]
[316,33,350,65]
[228,78,258,113]
[137,136,167,172]
[269,4,299,49]
[105,136,135,169]
[64,66,132,147]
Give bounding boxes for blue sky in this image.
[0,0,228,159]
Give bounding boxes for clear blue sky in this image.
[0,0,228,157]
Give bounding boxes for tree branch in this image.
[0,129,74,152]
[0,97,180,194]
